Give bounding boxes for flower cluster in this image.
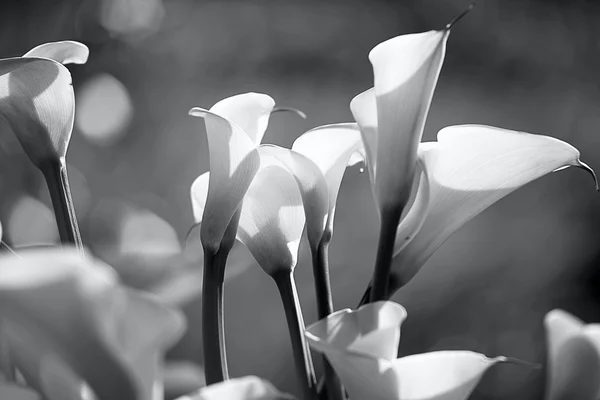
[0,6,597,400]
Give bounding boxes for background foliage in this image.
[1,0,599,398]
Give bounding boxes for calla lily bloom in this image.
[0,381,39,400]
[0,40,89,250]
[175,376,295,400]
[0,248,185,400]
[544,309,600,400]
[306,301,506,400]
[382,125,597,295]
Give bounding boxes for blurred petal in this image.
[23,41,89,65]
[190,172,210,223]
[0,57,74,165]
[369,29,448,210]
[292,124,365,233]
[237,164,305,275]
[175,376,295,400]
[545,310,600,400]
[0,381,39,400]
[163,360,206,399]
[391,125,592,289]
[258,145,329,249]
[0,248,185,400]
[189,107,260,252]
[209,93,275,146]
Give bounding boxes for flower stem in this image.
[273,271,317,400]
[370,207,403,303]
[40,157,84,256]
[202,247,229,384]
[311,234,345,400]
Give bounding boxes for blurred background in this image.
[1,0,600,398]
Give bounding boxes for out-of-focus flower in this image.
[385,125,597,294]
[0,248,185,400]
[544,309,600,400]
[306,301,505,400]
[174,375,295,400]
[0,381,39,400]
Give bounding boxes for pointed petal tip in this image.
[575,160,599,191]
[271,106,307,120]
[188,107,206,117]
[445,2,476,30]
[502,357,542,370]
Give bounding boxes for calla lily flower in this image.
[544,309,600,400]
[0,248,185,400]
[305,301,506,400]
[0,381,39,400]
[189,93,276,253]
[175,376,295,400]
[384,125,597,294]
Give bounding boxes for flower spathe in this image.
[544,309,600,400]
[0,248,185,400]
[189,93,276,253]
[387,125,597,293]
[0,41,88,167]
[305,301,505,400]
[175,375,295,400]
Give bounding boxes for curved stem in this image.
[370,207,403,303]
[40,157,84,256]
[273,271,317,400]
[202,247,229,384]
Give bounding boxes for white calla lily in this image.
[306,301,505,400]
[189,93,276,252]
[175,376,295,400]
[544,309,600,400]
[386,125,597,294]
[23,41,89,65]
[0,248,185,400]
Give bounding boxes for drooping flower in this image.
[175,375,295,400]
[384,125,597,294]
[306,301,506,400]
[0,248,185,400]
[544,309,600,400]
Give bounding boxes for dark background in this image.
[1,0,599,399]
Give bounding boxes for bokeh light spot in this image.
[118,208,180,259]
[8,196,58,246]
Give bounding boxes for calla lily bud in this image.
[189,93,276,253]
[388,125,598,293]
[306,301,505,400]
[544,309,600,400]
[0,248,185,400]
[175,376,295,400]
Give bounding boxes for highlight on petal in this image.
[292,123,365,232]
[189,107,260,252]
[390,125,595,291]
[237,164,306,275]
[0,57,75,165]
[0,248,186,400]
[209,93,276,146]
[258,145,329,250]
[23,41,90,65]
[305,301,406,361]
[190,172,210,223]
[369,29,449,210]
[175,375,295,400]
[544,309,600,400]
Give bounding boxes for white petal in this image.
[0,57,75,164]
[23,41,89,65]
[175,376,295,400]
[0,382,39,400]
[390,351,505,400]
[190,172,210,223]
[258,145,329,250]
[189,108,260,252]
[349,89,377,188]
[305,301,407,361]
[292,123,365,233]
[390,125,592,289]
[237,164,305,275]
[209,93,275,146]
[369,30,448,210]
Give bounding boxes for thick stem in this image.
[202,248,229,384]
[40,157,83,256]
[370,207,403,303]
[273,271,317,400]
